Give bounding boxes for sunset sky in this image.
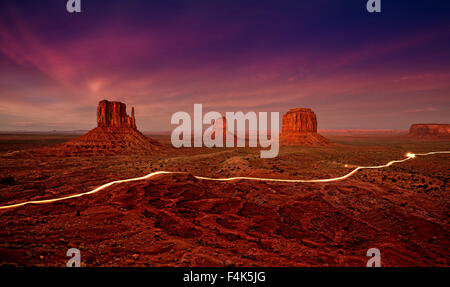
[0,0,449,131]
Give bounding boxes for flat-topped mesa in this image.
[409,123,450,139]
[280,108,329,146]
[282,108,317,134]
[97,100,136,129]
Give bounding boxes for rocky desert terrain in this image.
[0,131,449,267]
[0,101,449,267]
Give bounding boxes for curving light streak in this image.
[0,151,448,211]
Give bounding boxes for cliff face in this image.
[97,100,136,129]
[280,108,329,145]
[409,124,450,139]
[282,108,317,134]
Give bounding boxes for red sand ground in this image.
[0,133,448,266]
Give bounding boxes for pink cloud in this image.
[0,12,449,131]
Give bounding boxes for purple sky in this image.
[0,0,449,131]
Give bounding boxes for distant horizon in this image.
[0,128,417,134]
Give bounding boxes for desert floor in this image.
[0,133,448,266]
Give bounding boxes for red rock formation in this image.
[282,108,317,133]
[210,116,240,146]
[409,124,450,139]
[280,108,329,145]
[211,116,226,139]
[97,100,136,129]
[41,100,163,156]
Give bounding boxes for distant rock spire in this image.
[131,107,136,129]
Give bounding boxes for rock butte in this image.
[409,123,450,139]
[42,100,163,156]
[280,108,329,146]
[97,100,136,129]
[210,116,238,145]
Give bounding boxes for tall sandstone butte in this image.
[409,124,450,139]
[43,100,163,156]
[280,108,329,145]
[97,100,136,129]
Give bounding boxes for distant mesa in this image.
[43,100,163,156]
[210,116,238,146]
[409,123,450,139]
[280,108,329,146]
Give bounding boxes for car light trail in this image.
[0,151,448,210]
